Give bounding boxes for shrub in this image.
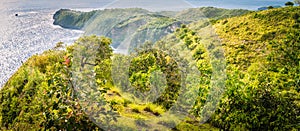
[268,6,274,9]
[285,1,295,6]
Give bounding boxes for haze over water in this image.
[0,0,289,87]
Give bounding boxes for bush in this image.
[285,1,295,6]
[0,35,113,130]
[268,6,274,9]
[212,67,300,130]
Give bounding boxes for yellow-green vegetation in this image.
[0,35,211,130]
[214,6,300,69]
[0,49,98,130]
[174,7,251,22]
[1,6,300,131]
[210,6,300,130]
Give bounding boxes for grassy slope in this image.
[1,6,300,130]
[213,6,300,69]
[175,7,251,22]
[212,6,300,130]
[156,6,300,130]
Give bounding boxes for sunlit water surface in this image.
[0,0,112,87]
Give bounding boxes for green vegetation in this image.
[285,1,295,6]
[1,6,300,130]
[211,6,300,130]
[0,48,98,130]
[53,7,250,49]
[174,7,251,22]
[53,9,97,30]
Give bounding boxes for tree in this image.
[294,0,300,4]
[285,1,294,6]
[268,6,274,9]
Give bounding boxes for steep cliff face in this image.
[53,9,96,30]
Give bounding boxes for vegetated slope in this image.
[106,14,182,49]
[54,8,181,51]
[209,6,300,130]
[53,7,250,50]
[0,36,218,130]
[53,7,250,30]
[152,6,300,130]
[82,8,150,36]
[53,8,149,31]
[53,9,97,30]
[0,49,99,130]
[214,6,300,70]
[1,6,299,131]
[174,7,251,22]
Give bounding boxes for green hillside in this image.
[54,8,182,51]
[53,7,250,50]
[53,9,97,30]
[174,7,251,22]
[105,14,182,49]
[214,6,300,70]
[186,6,300,130]
[1,6,300,130]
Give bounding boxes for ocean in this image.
[0,0,290,87]
[0,0,112,87]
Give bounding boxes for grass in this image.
[5,6,300,130]
[213,6,300,70]
[143,103,165,116]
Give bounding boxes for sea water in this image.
[0,0,112,87]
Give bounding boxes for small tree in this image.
[268,6,274,9]
[285,1,294,6]
[294,0,300,5]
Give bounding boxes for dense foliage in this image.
[1,6,300,130]
[0,36,109,130]
[211,6,300,130]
